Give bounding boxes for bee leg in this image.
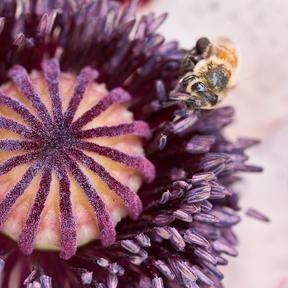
[162,100,181,108]
[174,110,188,117]
[179,54,198,76]
[174,105,194,117]
[196,105,201,117]
[187,107,196,116]
[191,100,202,117]
[191,82,219,110]
[169,90,190,101]
[163,91,191,110]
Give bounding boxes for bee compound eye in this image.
[181,74,196,83]
[211,92,218,105]
[191,82,208,92]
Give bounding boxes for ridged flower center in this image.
[0,59,155,259]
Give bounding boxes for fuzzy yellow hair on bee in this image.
[165,37,238,114]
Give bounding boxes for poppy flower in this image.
[0,1,262,287]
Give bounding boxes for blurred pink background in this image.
[138,1,288,287]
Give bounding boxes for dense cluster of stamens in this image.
[111,107,261,288]
[0,1,265,288]
[0,106,262,288]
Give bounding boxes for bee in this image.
[165,37,238,115]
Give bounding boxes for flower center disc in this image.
[0,59,155,259]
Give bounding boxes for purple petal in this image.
[197,200,213,212]
[154,214,175,226]
[107,273,118,288]
[185,186,211,203]
[155,227,171,239]
[211,208,241,227]
[0,17,4,36]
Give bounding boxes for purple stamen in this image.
[246,208,270,222]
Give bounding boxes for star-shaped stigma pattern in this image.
[0,59,155,259]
